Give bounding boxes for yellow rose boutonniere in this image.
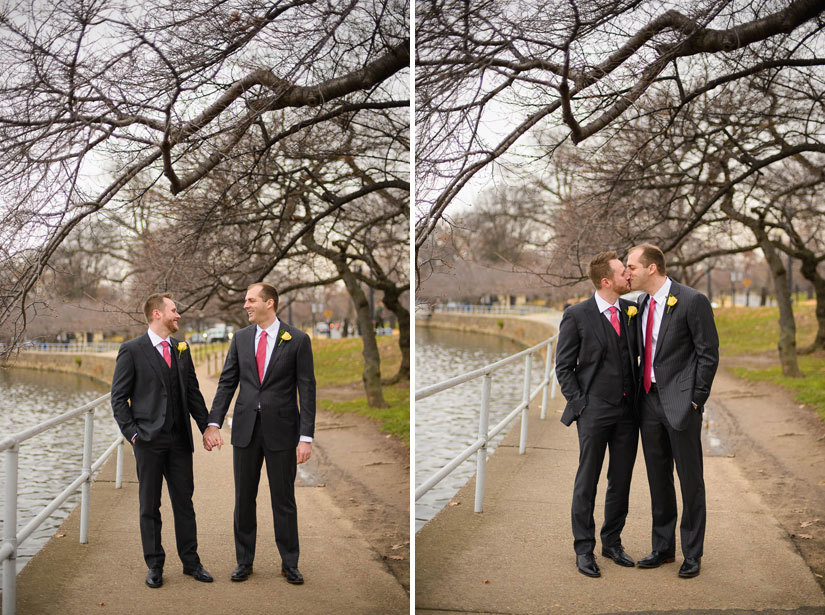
[278,330,292,347]
[625,305,638,322]
[666,294,678,314]
[176,341,188,358]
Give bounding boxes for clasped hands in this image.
[202,425,312,464]
[203,425,223,451]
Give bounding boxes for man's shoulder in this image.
[671,281,705,303]
[281,322,309,341]
[119,334,146,350]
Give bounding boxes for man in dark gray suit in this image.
[203,282,316,585]
[556,251,640,578]
[625,244,719,578]
[111,293,214,588]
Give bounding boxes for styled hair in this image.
[587,250,619,289]
[630,243,667,276]
[143,293,173,323]
[248,282,279,311]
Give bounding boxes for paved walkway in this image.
[9,364,408,615]
[415,312,825,614]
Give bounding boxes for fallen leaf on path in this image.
[726,453,736,458]
[389,555,405,560]
[800,520,820,528]
[482,579,491,584]
[819,480,825,486]
[391,541,410,550]
[55,533,66,538]
[316,483,326,488]
[98,603,105,607]
[816,573,823,579]
[448,501,461,506]
[795,533,813,540]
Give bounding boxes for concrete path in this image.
[9,364,408,615]
[415,311,825,614]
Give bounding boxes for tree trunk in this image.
[381,286,410,384]
[761,238,803,377]
[797,254,825,353]
[339,267,389,408]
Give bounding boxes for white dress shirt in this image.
[147,328,173,359]
[641,277,673,384]
[594,292,621,324]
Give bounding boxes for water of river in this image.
[415,327,547,532]
[0,368,117,585]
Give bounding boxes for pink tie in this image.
[608,306,620,336]
[256,331,267,383]
[644,298,656,393]
[161,340,171,368]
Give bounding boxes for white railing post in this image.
[519,353,532,454]
[550,341,558,399]
[474,373,492,513]
[540,342,553,420]
[79,409,94,544]
[115,437,125,489]
[3,445,19,615]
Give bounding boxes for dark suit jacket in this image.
[635,280,719,431]
[208,322,316,451]
[111,333,209,451]
[555,296,639,426]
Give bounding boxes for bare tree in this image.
[415,0,825,258]
[0,0,409,354]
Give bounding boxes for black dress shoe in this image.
[575,553,601,578]
[145,568,163,588]
[601,545,635,567]
[678,557,701,578]
[183,564,214,583]
[637,551,676,568]
[231,564,253,582]
[281,565,304,584]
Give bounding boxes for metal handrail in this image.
[415,333,559,513]
[20,342,122,353]
[423,304,554,316]
[1,393,126,615]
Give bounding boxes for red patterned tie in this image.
[608,306,620,336]
[643,298,656,393]
[161,340,171,368]
[256,330,267,383]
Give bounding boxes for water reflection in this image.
[0,368,117,584]
[415,327,546,532]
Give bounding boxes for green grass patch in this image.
[717,301,825,420]
[714,303,817,355]
[318,385,410,445]
[311,335,401,387]
[312,334,408,444]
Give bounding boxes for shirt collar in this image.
[650,277,673,305]
[147,328,170,348]
[593,291,620,314]
[256,318,280,340]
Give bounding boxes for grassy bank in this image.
[312,335,409,445]
[715,302,825,420]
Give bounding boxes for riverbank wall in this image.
[415,311,557,349]
[4,352,116,386]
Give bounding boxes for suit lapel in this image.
[171,337,187,403]
[138,333,167,390]
[637,293,650,358]
[654,281,680,362]
[261,322,289,386]
[585,296,608,351]
[240,326,258,382]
